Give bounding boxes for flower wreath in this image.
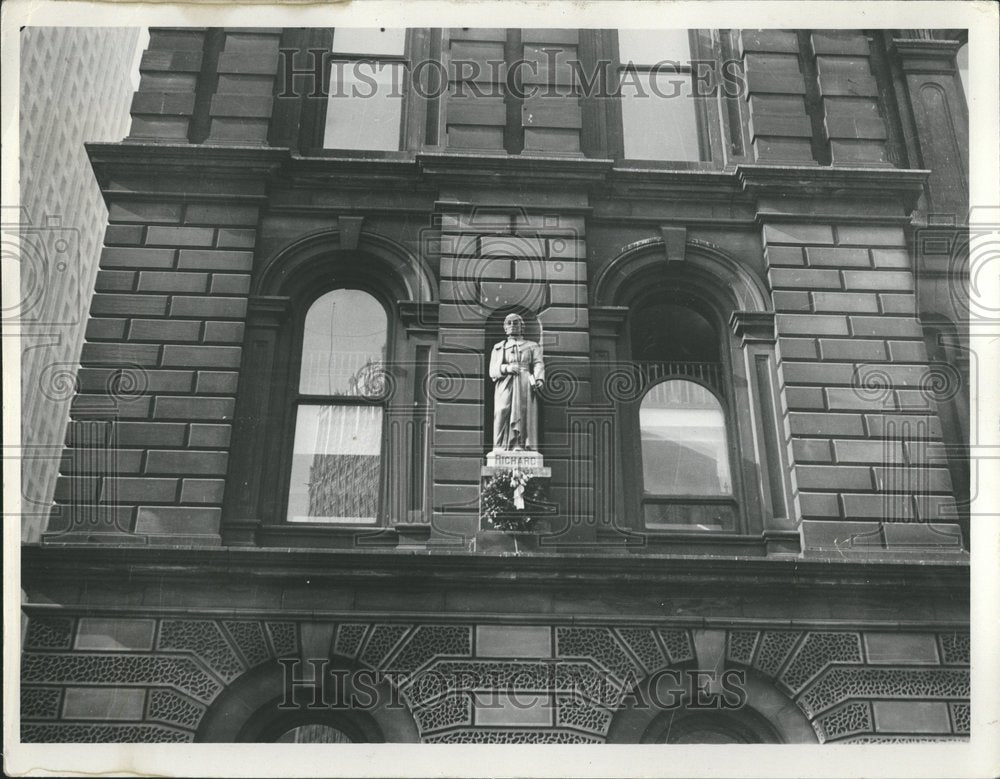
[481,469,548,532]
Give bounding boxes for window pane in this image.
[275,724,353,743]
[287,404,382,524]
[620,73,700,161]
[631,303,718,362]
[640,380,731,495]
[324,62,405,150]
[331,28,406,56]
[300,289,387,396]
[618,29,691,66]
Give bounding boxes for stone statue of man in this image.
[489,313,545,451]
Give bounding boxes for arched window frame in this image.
[623,290,744,533]
[278,284,395,528]
[222,231,438,548]
[592,239,795,548]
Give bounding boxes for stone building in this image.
[21,27,970,744]
[18,27,148,541]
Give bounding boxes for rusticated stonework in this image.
[21,615,969,744]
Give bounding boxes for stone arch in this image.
[606,667,817,744]
[254,228,438,304]
[592,238,771,313]
[195,656,420,743]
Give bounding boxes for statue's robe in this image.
[489,337,545,450]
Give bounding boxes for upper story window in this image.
[616,30,703,161]
[286,289,388,525]
[323,28,408,150]
[278,28,734,163]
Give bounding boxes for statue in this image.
[489,313,545,451]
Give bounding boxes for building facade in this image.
[21,27,971,744]
[18,27,147,541]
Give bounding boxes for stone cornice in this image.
[892,37,964,60]
[87,143,934,215]
[87,142,288,199]
[417,152,614,186]
[22,544,969,594]
[737,164,930,213]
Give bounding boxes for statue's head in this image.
[503,313,525,337]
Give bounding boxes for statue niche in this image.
[488,313,545,451]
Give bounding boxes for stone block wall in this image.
[20,610,970,743]
[738,29,815,163]
[764,220,961,551]
[810,31,891,165]
[49,198,261,544]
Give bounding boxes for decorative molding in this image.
[86,142,287,198]
[21,544,970,592]
[737,164,930,214]
[246,295,292,322]
[337,216,365,250]
[588,306,630,339]
[417,152,614,186]
[892,38,964,73]
[398,301,439,336]
[659,225,687,263]
[730,311,776,345]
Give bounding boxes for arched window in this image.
[285,289,388,525]
[628,297,739,531]
[639,379,732,497]
[273,723,354,743]
[640,710,781,744]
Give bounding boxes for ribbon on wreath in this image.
[511,470,526,510]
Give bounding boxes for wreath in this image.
[481,469,548,532]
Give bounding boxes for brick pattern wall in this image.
[810,31,890,166]
[49,201,258,544]
[738,29,815,163]
[765,222,958,544]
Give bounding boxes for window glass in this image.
[640,379,731,496]
[324,62,405,150]
[275,723,353,743]
[299,290,387,396]
[618,29,691,66]
[287,404,383,524]
[631,303,718,362]
[617,29,701,162]
[620,73,700,161]
[331,28,406,56]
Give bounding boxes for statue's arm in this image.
[532,344,545,383]
[488,346,504,381]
